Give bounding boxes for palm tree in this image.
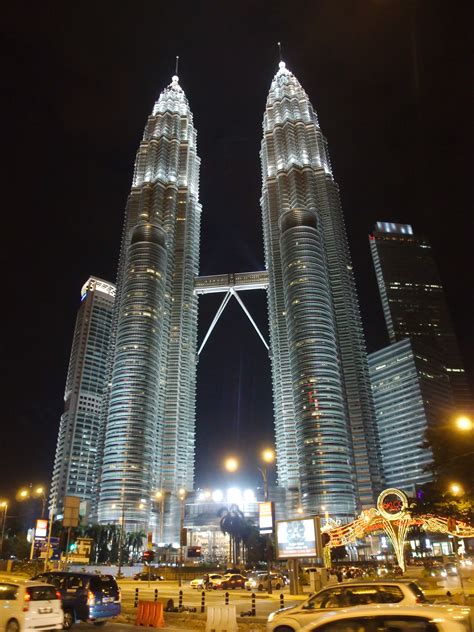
[218,504,250,566]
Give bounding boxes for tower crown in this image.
[152,74,189,116]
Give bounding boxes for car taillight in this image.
[23,591,31,611]
[416,597,422,603]
[87,591,95,606]
[56,591,61,600]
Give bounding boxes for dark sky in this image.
[1,1,472,500]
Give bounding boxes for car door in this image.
[64,575,88,620]
[296,587,346,622]
[0,584,19,630]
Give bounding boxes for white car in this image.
[190,574,224,589]
[267,581,428,632]
[297,604,471,632]
[0,581,64,632]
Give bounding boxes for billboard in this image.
[35,519,48,538]
[276,517,321,559]
[258,501,274,534]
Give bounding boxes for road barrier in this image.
[134,588,139,607]
[280,593,285,609]
[154,588,158,603]
[251,592,256,616]
[135,600,165,628]
[224,591,229,605]
[178,589,183,609]
[205,605,237,632]
[201,590,206,613]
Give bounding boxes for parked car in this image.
[0,580,63,632]
[190,574,224,590]
[32,572,120,629]
[133,571,164,581]
[423,564,447,579]
[219,574,247,590]
[444,562,458,576]
[267,581,428,632]
[295,604,471,632]
[245,573,286,591]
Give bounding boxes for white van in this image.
[0,581,63,632]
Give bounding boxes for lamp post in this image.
[0,501,8,556]
[17,485,47,519]
[178,488,186,588]
[259,449,275,595]
[155,491,166,545]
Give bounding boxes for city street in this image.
[118,579,296,618]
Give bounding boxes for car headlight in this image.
[268,612,275,622]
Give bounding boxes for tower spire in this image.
[277,41,282,62]
[172,56,180,85]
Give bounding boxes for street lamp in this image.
[0,501,8,556]
[449,483,463,496]
[455,416,473,432]
[17,485,47,518]
[258,449,275,502]
[224,456,239,473]
[258,448,275,595]
[155,491,166,544]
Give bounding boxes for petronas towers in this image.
[85,62,381,539]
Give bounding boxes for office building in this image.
[369,338,452,492]
[50,277,115,515]
[260,61,382,517]
[370,221,471,410]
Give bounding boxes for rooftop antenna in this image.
[277,41,282,62]
[175,55,179,76]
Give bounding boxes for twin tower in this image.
[96,62,382,541]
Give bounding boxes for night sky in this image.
[2,1,472,501]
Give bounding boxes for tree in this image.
[218,504,252,566]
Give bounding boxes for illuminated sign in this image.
[377,488,408,521]
[35,519,48,538]
[276,517,321,559]
[259,502,274,534]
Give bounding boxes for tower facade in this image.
[369,338,452,492]
[50,277,115,515]
[369,221,471,411]
[260,62,382,518]
[97,75,201,539]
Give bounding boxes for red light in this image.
[23,591,31,611]
[56,591,61,600]
[87,590,95,606]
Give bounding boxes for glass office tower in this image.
[370,222,471,411]
[369,338,453,492]
[50,277,115,516]
[261,62,382,518]
[97,75,201,539]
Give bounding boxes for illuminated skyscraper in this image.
[260,62,382,518]
[370,222,471,411]
[50,277,115,516]
[369,339,452,492]
[97,75,201,539]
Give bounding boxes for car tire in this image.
[274,626,295,632]
[63,609,74,630]
[275,583,281,590]
[6,619,19,632]
[258,584,264,591]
